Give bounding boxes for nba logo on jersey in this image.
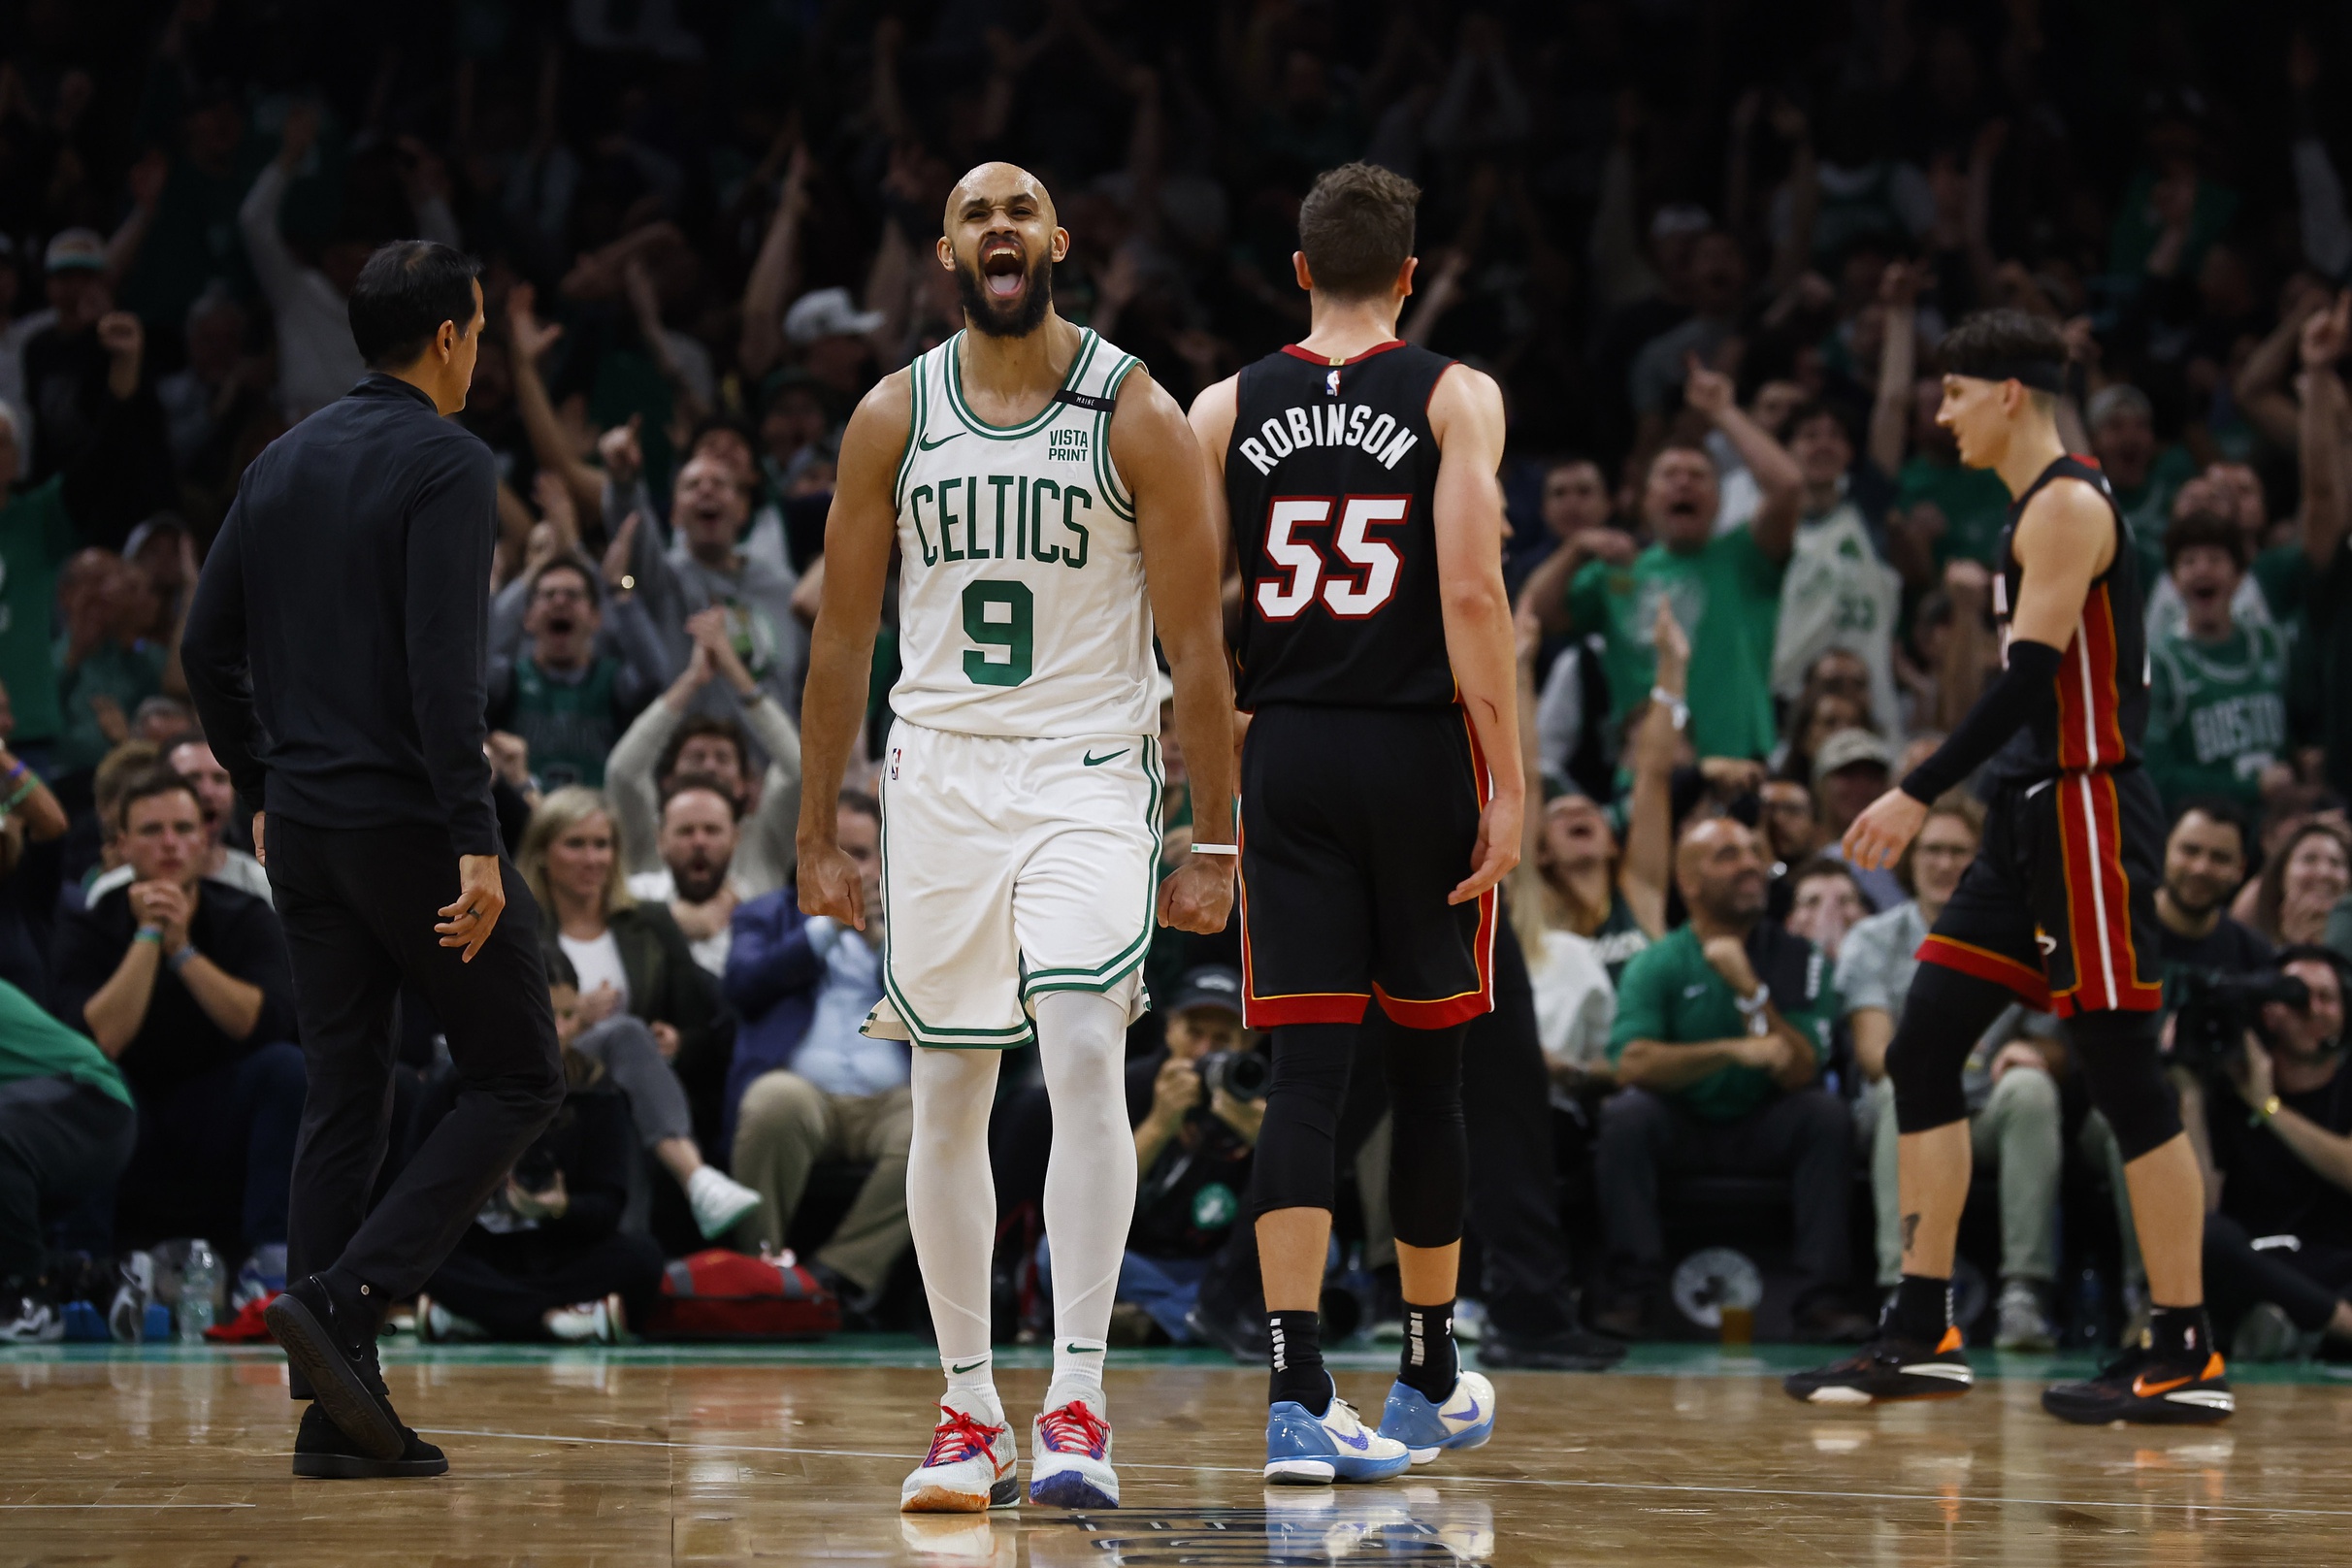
[1324,369,1341,397]
[889,747,901,781]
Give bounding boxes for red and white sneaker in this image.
[1028,1394,1118,1509]
[901,1402,1018,1513]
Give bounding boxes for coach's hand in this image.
[1843,787,1927,872]
[436,854,507,963]
[1158,855,1234,935]
[252,812,266,866]
[800,840,867,930]
[1450,793,1522,905]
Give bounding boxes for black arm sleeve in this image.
[1899,639,2064,803]
[180,498,269,817]
[405,443,503,858]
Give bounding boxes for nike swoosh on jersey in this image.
[917,431,962,450]
[1083,749,1128,767]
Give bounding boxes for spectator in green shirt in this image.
[2145,509,2291,814]
[1561,358,1801,763]
[1591,817,1872,1342]
[0,976,135,1343]
[51,549,170,776]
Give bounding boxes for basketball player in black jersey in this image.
[1190,163,1519,1482]
[1786,310,2229,1423]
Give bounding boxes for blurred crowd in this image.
[9,0,2352,1359]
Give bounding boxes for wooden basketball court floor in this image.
[8,1338,2352,1565]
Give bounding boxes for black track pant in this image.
[270,819,565,1306]
[425,1229,667,1340]
[0,1075,135,1287]
[2205,1209,2352,1337]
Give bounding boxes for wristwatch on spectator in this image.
[165,944,199,973]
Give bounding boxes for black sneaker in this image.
[1475,1322,1627,1371]
[2042,1343,2233,1425]
[1783,1326,1974,1405]
[291,1402,448,1479]
[266,1274,404,1461]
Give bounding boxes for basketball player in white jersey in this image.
[798,162,1236,1513]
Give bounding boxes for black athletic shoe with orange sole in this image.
[1782,1325,1974,1405]
[2042,1346,2233,1425]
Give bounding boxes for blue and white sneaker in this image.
[1265,1380,1413,1486]
[1029,1394,1118,1508]
[1377,1369,1497,1465]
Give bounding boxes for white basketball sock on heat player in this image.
[907,1043,1003,1406]
[1035,991,1135,1409]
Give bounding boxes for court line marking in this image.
[0,1504,258,1514]
[415,1426,2352,1520]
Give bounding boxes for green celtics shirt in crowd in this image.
[0,976,130,1107]
[0,475,81,745]
[1607,922,1837,1123]
[2144,620,2290,812]
[1567,525,1785,760]
[52,638,165,774]
[1896,454,2011,567]
[498,656,623,789]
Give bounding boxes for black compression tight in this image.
[1251,1017,1469,1249]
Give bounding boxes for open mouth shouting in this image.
[982,237,1027,300]
[959,230,1052,337]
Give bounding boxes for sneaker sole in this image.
[263,1295,404,1462]
[292,1451,449,1479]
[1029,1466,1119,1509]
[2041,1390,2235,1425]
[901,1474,1020,1512]
[1402,1423,1494,1464]
[1795,1382,1972,1405]
[1264,1458,1338,1485]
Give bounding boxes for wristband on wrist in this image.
[2259,1094,2282,1124]
[166,945,198,973]
[1650,687,1689,732]
[135,925,164,944]
[1190,841,1239,857]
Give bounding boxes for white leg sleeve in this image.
[1035,990,1136,1382]
[906,1044,1002,1368]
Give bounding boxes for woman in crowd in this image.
[1514,603,1680,1086]
[2252,820,2352,949]
[518,787,756,1240]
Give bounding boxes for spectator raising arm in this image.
[1685,354,1803,560]
[2300,291,2351,571]
[1619,601,1682,937]
[738,147,813,381]
[506,283,607,524]
[1868,261,1921,480]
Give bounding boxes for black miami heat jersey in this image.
[1985,454,2149,786]
[1226,341,1454,710]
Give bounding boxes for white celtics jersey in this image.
[889,327,1158,739]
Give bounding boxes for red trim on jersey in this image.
[2054,584,2129,770]
[1236,811,1371,1029]
[1279,340,1408,367]
[1916,935,2054,1011]
[2048,772,2163,1017]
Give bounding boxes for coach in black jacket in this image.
[181,242,563,1479]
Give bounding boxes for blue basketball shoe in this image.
[1376,1369,1496,1465]
[1264,1379,1413,1486]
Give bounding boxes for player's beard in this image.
[956,247,1054,339]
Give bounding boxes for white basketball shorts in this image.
[867,719,1162,1049]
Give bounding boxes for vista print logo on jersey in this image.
[1236,403,1420,475]
[1047,426,1089,463]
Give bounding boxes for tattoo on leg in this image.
[1901,1213,1919,1254]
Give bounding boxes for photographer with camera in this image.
[2170,947,2352,1358]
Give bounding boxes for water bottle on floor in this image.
[178,1241,218,1344]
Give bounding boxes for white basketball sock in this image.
[907,1043,1002,1403]
[1035,990,1135,1410]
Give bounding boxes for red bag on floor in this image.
[644,1250,839,1340]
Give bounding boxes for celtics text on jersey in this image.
[889,328,1159,739]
